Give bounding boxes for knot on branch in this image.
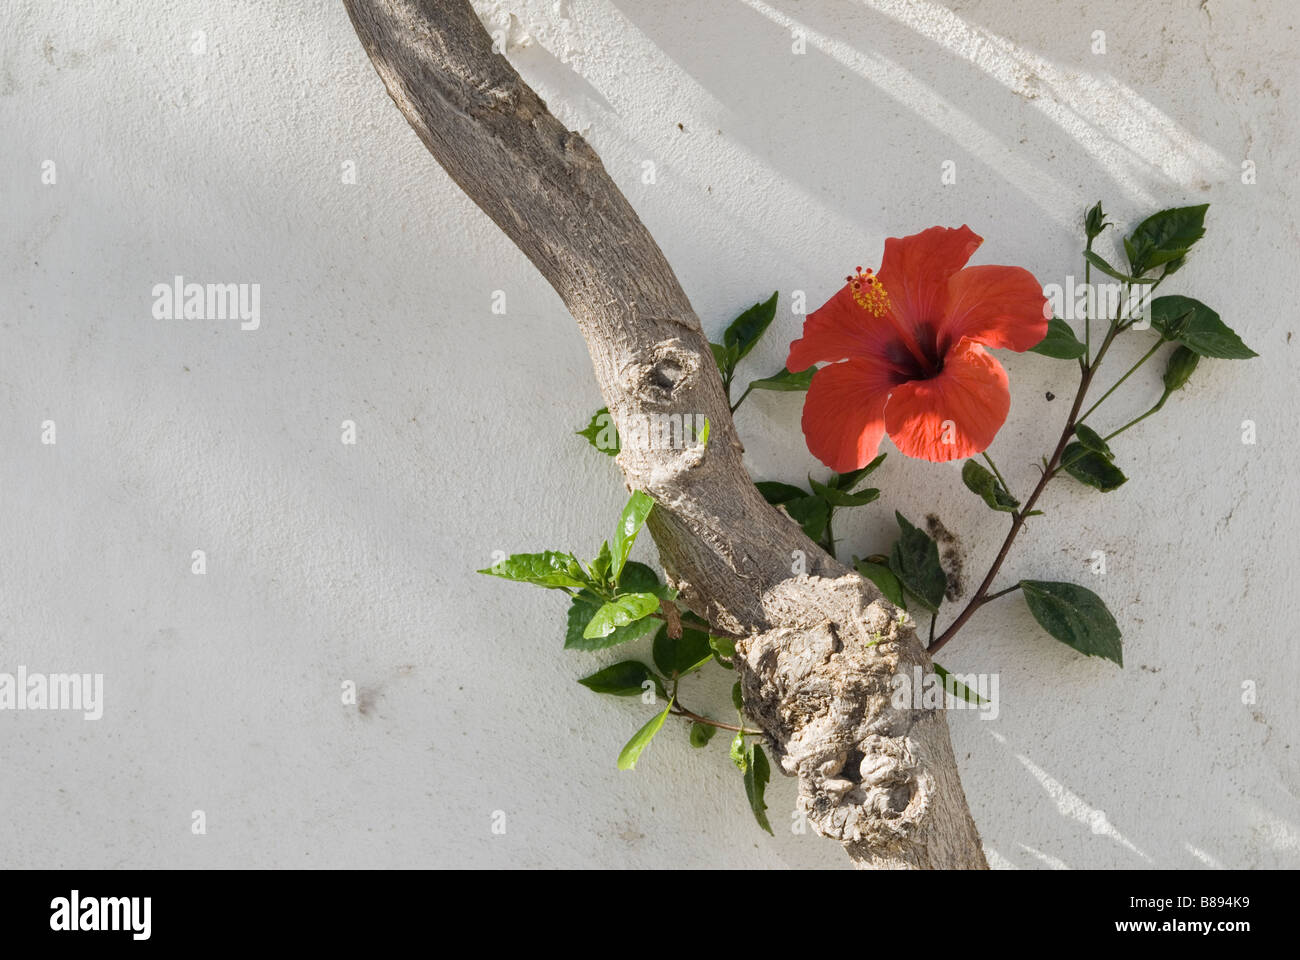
[735,574,936,846]
[800,732,933,845]
[560,130,600,169]
[612,338,715,485]
[626,338,699,403]
[477,77,538,120]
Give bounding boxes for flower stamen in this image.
[848,265,891,317]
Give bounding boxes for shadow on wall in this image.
[606,0,1230,233]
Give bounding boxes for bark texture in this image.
[342,0,987,868]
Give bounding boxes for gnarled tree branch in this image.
[342,0,986,868]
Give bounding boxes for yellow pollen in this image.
[848,266,890,317]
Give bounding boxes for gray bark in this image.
[342,0,987,869]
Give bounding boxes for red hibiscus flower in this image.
[788,225,1048,470]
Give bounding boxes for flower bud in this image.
[1085,202,1110,240]
[1162,345,1199,394]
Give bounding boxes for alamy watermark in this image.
[1043,276,1151,328]
[588,411,709,453]
[50,891,150,940]
[152,275,260,330]
[891,666,998,720]
[0,667,103,720]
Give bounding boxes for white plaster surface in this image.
[1,0,1297,868]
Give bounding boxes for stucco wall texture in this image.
[2,0,1297,869]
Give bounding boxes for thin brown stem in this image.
[1076,337,1163,425]
[670,703,762,736]
[649,608,744,640]
[1104,393,1169,442]
[729,382,755,414]
[980,583,1023,604]
[928,319,1124,655]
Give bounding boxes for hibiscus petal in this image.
[883,339,1010,463]
[800,358,901,473]
[938,264,1049,356]
[787,283,909,373]
[877,225,983,347]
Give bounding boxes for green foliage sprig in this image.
[931,202,1254,662]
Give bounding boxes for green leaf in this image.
[1073,423,1113,459]
[477,551,589,590]
[1149,296,1256,359]
[933,663,989,706]
[1125,204,1208,275]
[1061,442,1127,492]
[1029,318,1087,359]
[710,341,737,378]
[729,731,747,772]
[744,744,774,835]
[888,512,947,612]
[854,559,907,609]
[709,634,737,661]
[578,660,659,697]
[747,366,815,392]
[583,592,661,640]
[722,292,778,365]
[697,417,711,447]
[619,560,669,600]
[610,490,655,583]
[1122,235,1137,270]
[755,480,808,505]
[731,680,744,713]
[617,699,674,770]
[689,722,716,748]
[652,623,713,678]
[576,408,620,456]
[783,495,831,542]
[1083,249,1156,284]
[1019,580,1123,666]
[758,477,832,539]
[759,478,836,540]
[565,590,660,651]
[961,459,1020,513]
[809,475,880,507]
[1081,249,1152,285]
[831,454,887,492]
[1162,345,1200,393]
[588,541,613,586]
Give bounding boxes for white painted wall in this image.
[2,0,1296,869]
